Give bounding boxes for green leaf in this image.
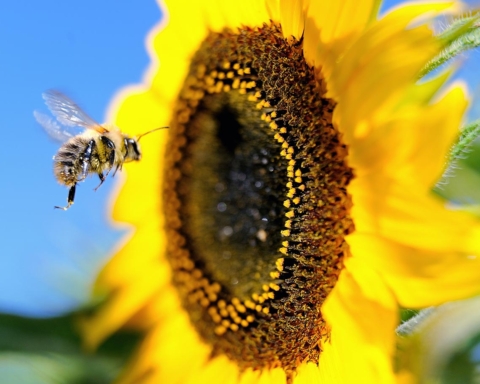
[0,312,141,383]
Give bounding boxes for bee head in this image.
[124,137,142,161]
[123,126,168,162]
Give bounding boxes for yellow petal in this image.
[80,260,166,349]
[279,0,305,40]
[320,258,397,383]
[348,233,480,308]
[350,176,480,254]
[331,23,440,142]
[346,84,468,192]
[118,308,212,384]
[303,0,380,67]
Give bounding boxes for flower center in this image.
[164,23,354,378]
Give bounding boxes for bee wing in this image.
[42,90,108,134]
[34,110,75,142]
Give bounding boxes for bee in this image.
[34,90,167,210]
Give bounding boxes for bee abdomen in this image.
[53,137,90,186]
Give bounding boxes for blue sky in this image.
[0,0,160,316]
[1,0,480,318]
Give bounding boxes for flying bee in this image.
[34,90,168,210]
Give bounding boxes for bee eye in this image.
[130,139,141,157]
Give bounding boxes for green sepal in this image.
[420,13,480,77]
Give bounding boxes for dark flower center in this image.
[163,22,354,380]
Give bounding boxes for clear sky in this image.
[1,0,480,318]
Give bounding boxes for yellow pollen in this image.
[222,319,231,327]
[215,81,224,93]
[236,304,246,313]
[276,258,284,270]
[220,308,229,317]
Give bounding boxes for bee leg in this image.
[78,139,96,181]
[112,163,123,177]
[93,173,106,191]
[101,136,116,179]
[93,144,115,190]
[55,184,76,210]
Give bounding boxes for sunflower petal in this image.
[348,233,480,308]
[345,84,468,192]
[303,0,380,66]
[320,259,397,383]
[279,0,305,40]
[350,177,480,255]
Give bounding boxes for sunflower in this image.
[81,0,480,382]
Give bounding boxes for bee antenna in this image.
[137,126,169,141]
